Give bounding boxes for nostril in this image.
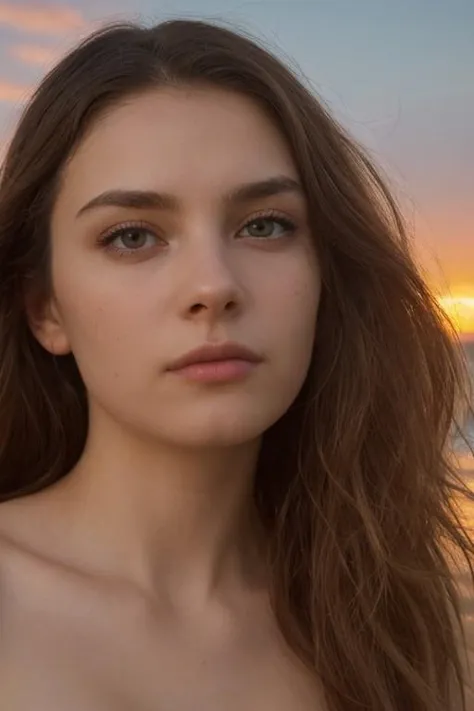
[189,303,205,314]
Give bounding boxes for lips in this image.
[167,342,262,371]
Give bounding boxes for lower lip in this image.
[170,359,257,382]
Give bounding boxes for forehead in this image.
[57,87,299,210]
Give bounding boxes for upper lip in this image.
[167,342,263,371]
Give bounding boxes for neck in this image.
[53,406,267,604]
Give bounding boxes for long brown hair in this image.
[0,19,473,711]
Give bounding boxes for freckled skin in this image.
[0,87,325,710]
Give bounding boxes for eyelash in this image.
[97,220,162,256]
[96,210,298,257]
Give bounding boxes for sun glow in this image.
[438,295,474,336]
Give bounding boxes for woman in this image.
[0,18,472,711]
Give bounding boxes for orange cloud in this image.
[0,80,31,102]
[9,42,60,66]
[0,3,86,36]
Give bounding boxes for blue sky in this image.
[0,0,473,313]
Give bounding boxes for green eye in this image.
[98,223,163,256]
[239,216,296,239]
[113,228,156,250]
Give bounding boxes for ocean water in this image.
[453,342,474,699]
[456,340,474,462]
[462,340,474,393]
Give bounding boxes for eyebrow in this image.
[75,175,304,218]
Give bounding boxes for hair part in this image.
[0,18,473,711]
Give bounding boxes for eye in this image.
[98,223,163,255]
[238,214,297,240]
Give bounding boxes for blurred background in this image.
[0,0,472,442]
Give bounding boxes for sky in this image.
[0,0,473,334]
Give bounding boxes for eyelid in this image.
[239,207,296,225]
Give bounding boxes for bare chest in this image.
[0,579,326,711]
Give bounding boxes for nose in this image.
[179,241,244,323]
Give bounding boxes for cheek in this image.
[266,260,320,377]
[58,296,151,407]
[53,270,146,373]
[288,281,320,360]
[273,255,320,334]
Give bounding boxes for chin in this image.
[156,402,287,450]
[167,419,268,449]
[109,383,301,451]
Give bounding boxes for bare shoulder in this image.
[0,496,43,567]
[0,498,45,600]
[0,492,73,617]
[0,487,68,558]
[0,499,47,687]
[0,492,98,661]
[0,498,87,711]
[0,497,36,575]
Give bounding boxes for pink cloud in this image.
[9,42,60,66]
[0,3,86,36]
[0,80,31,102]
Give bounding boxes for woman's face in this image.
[37,86,320,448]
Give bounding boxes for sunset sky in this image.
[0,0,472,335]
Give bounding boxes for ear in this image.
[25,287,71,356]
